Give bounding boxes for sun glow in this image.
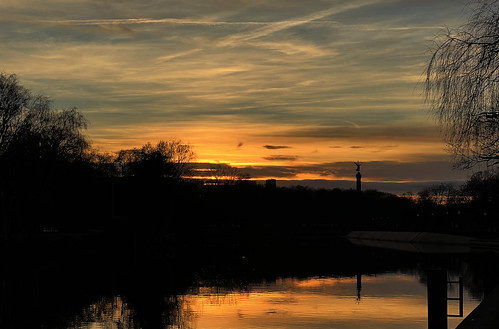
[87,119,453,184]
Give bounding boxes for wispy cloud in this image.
[263,155,299,162]
[261,124,440,141]
[263,145,290,150]
[155,49,202,62]
[218,1,378,46]
[47,18,269,26]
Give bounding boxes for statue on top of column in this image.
[354,162,362,192]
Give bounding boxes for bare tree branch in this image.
[426,0,499,168]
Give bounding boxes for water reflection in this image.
[68,296,139,329]
[173,274,479,329]
[1,236,496,329]
[56,273,481,329]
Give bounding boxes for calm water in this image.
[1,236,495,329]
[64,272,480,329]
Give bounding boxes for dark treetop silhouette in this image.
[425,0,499,168]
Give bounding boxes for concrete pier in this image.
[347,231,499,253]
[457,284,499,329]
[346,231,473,253]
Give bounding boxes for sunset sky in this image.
[0,0,476,191]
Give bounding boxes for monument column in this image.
[355,162,362,192]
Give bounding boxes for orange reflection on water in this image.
[69,296,138,329]
[61,274,480,329]
[176,274,479,329]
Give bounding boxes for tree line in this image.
[0,72,252,235]
[0,72,202,235]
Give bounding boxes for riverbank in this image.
[347,231,499,253]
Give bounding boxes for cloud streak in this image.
[260,124,441,141]
[47,18,269,26]
[218,1,379,46]
[263,145,290,150]
[263,155,299,162]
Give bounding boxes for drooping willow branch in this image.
[425,0,499,168]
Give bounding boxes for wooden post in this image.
[427,269,448,329]
[356,273,362,301]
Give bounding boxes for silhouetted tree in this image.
[84,150,118,177]
[0,72,89,163]
[0,72,32,155]
[9,104,89,164]
[462,169,499,202]
[115,140,195,179]
[0,72,93,233]
[417,183,460,205]
[425,0,499,168]
[209,164,250,185]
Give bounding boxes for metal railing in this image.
[447,277,464,318]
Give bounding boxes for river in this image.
[1,234,496,328]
